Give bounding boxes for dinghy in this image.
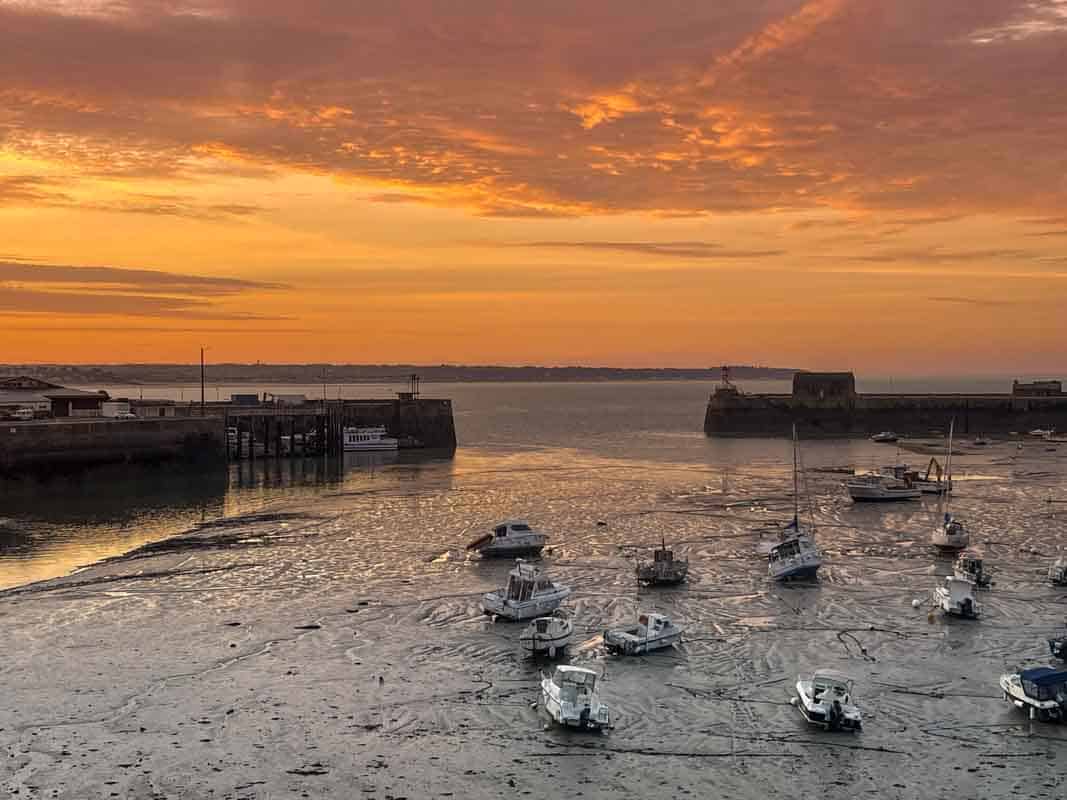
[540,666,611,730]
[518,610,572,658]
[635,538,689,585]
[792,670,863,732]
[466,520,547,558]
[481,560,571,621]
[1000,667,1067,722]
[603,612,683,655]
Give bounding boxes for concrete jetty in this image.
[704,372,1067,437]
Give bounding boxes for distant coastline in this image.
[0,363,798,385]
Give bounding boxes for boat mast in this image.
[945,418,954,499]
[792,423,799,526]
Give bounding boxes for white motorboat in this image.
[635,538,689,585]
[342,425,399,452]
[603,612,683,655]
[845,474,921,502]
[769,426,824,581]
[792,670,863,732]
[481,560,571,621]
[1000,667,1067,722]
[1029,428,1055,438]
[954,550,993,588]
[1049,557,1067,587]
[871,431,899,443]
[519,610,572,658]
[936,573,980,618]
[466,520,547,558]
[540,665,611,730]
[932,512,970,551]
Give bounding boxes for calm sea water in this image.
[1,379,1063,590]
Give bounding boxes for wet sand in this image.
[2,441,1067,798]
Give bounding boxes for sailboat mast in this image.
[945,418,954,499]
[792,423,799,525]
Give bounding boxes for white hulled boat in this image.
[792,670,863,732]
[466,520,547,558]
[1049,557,1067,587]
[1000,667,1067,721]
[871,431,899,443]
[518,610,572,658]
[936,572,980,618]
[845,473,921,502]
[342,425,399,451]
[603,612,683,655]
[481,560,571,621]
[540,666,611,730]
[769,425,824,581]
[932,513,970,551]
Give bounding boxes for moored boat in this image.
[845,474,921,502]
[792,670,863,732]
[635,538,689,585]
[871,431,899,443]
[518,610,572,658]
[932,512,970,551]
[603,612,683,655]
[935,572,981,618]
[1049,557,1067,587]
[481,560,571,621]
[1000,667,1067,721]
[342,425,399,452]
[769,425,824,581]
[954,550,992,588]
[540,666,611,730]
[467,520,547,558]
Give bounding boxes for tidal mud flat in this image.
[2,441,1067,799]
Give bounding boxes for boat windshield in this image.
[556,669,596,692]
[511,523,531,531]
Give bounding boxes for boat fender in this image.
[548,646,556,658]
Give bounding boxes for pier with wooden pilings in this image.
[220,397,456,459]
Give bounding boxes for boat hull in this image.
[603,630,681,656]
[847,488,921,502]
[771,562,821,581]
[478,543,545,558]
[343,442,399,451]
[540,684,610,730]
[520,631,572,656]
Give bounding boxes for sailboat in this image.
[932,419,970,551]
[768,425,824,581]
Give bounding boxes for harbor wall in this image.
[0,417,226,476]
[705,389,1067,437]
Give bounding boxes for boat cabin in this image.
[769,535,812,563]
[653,548,676,563]
[495,521,532,538]
[1019,668,1067,702]
[550,666,598,701]
[505,562,553,601]
[811,670,854,700]
[638,613,670,632]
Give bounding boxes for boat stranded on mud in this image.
[603,612,683,656]
[481,560,571,621]
[540,665,611,730]
[467,520,548,559]
[792,670,863,732]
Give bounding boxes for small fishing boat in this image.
[935,572,981,618]
[342,425,399,452]
[888,460,951,495]
[482,560,571,621]
[540,666,611,730]
[1049,557,1067,587]
[845,474,921,502]
[792,670,863,732]
[871,431,899,443]
[932,512,970,551]
[603,612,683,655]
[1029,428,1055,438]
[1049,624,1067,661]
[518,610,572,658]
[1000,667,1067,721]
[466,520,547,558]
[954,550,993,588]
[635,538,689,585]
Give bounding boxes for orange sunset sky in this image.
[1,0,1066,373]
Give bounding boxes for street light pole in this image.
[200,347,206,417]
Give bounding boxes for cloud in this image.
[0,287,287,319]
[0,0,1064,219]
[927,295,1020,307]
[0,261,286,294]
[508,241,784,259]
